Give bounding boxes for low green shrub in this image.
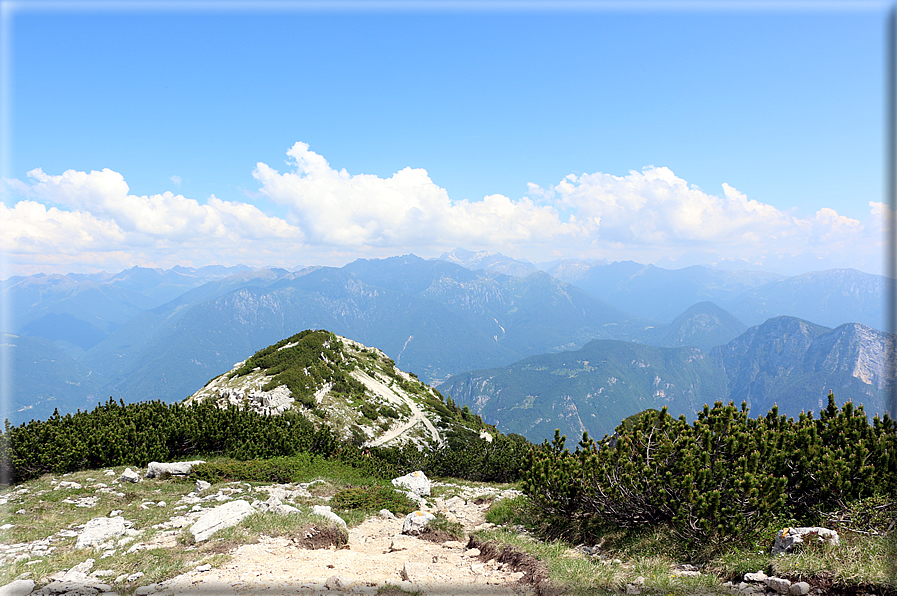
[331,484,417,515]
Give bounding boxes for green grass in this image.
[480,492,897,596]
[3,456,894,596]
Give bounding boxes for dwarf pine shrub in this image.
[522,394,897,554]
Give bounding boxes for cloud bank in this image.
[1,142,885,276]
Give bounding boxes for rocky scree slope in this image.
[185,329,490,450]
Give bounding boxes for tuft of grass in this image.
[421,513,465,542]
[768,530,897,590]
[376,584,423,595]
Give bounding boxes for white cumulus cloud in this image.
[253,142,577,248]
[1,143,886,276]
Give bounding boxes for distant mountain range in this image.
[3,251,893,432]
[439,316,895,442]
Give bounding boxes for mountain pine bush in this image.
[522,394,897,554]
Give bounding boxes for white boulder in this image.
[119,468,140,483]
[391,470,431,497]
[190,499,255,541]
[402,510,436,535]
[312,505,346,528]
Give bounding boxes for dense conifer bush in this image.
[0,398,337,483]
[0,397,534,485]
[522,394,896,553]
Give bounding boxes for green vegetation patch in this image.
[331,484,417,515]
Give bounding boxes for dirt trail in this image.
[145,497,525,596]
[352,371,442,447]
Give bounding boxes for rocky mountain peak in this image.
[185,329,487,449]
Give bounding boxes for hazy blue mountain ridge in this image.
[5,252,892,427]
[440,315,894,442]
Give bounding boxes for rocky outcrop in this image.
[75,518,127,549]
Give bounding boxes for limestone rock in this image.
[324,575,352,590]
[62,559,94,580]
[744,571,768,582]
[765,576,792,594]
[76,517,127,549]
[772,526,840,555]
[119,468,140,483]
[195,480,211,493]
[0,579,35,596]
[402,510,436,535]
[392,471,431,497]
[255,496,300,516]
[190,500,255,541]
[311,505,346,528]
[379,509,396,519]
[789,582,811,595]
[145,461,206,479]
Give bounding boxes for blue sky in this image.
[0,1,891,276]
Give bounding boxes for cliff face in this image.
[712,317,894,416]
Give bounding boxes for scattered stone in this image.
[194,564,212,572]
[401,560,433,583]
[135,583,162,595]
[118,468,140,483]
[311,505,346,528]
[127,572,145,582]
[379,509,396,519]
[744,571,769,583]
[145,460,206,479]
[76,517,127,549]
[765,576,792,594]
[54,481,82,490]
[392,471,431,497]
[190,499,255,541]
[324,575,352,590]
[195,480,211,493]
[63,559,95,579]
[772,526,840,555]
[789,581,811,595]
[402,510,435,535]
[254,496,300,516]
